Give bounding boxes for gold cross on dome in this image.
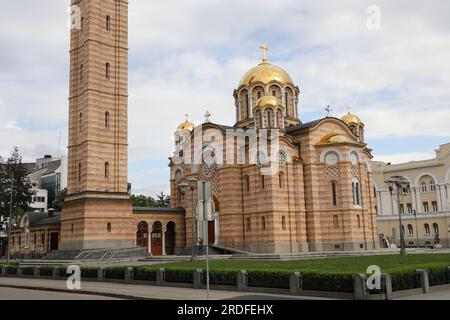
[260,43,268,63]
[184,114,190,122]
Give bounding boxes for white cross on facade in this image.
[204,111,211,123]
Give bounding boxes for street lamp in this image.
[385,175,410,256]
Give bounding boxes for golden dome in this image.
[239,62,294,87]
[341,112,362,126]
[177,116,195,132]
[255,95,281,108]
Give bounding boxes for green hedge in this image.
[6,266,18,275]
[248,271,290,289]
[81,267,98,279]
[427,265,449,286]
[133,268,157,281]
[104,267,126,280]
[22,267,35,276]
[39,266,54,277]
[165,269,193,283]
[390,264,449,291]
[302,272,354,293]
[206,271,237,286]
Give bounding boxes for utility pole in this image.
[7,172,13,265]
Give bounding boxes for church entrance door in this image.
[208,221,215,245]
[151,221,163,256]
[50,233,59,251]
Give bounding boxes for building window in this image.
[272,90,276,97]
[107,223,112,232]
[246,218,251,231]
[105,111,110,128]
[106,63,110,79]
[375,205,378,215]
[407,224,414,235]
[433,223,439,235]
[81,17,84,31]
[80,64,83,81]
[282,216,286,230]
[257,91,262,99]
[279,172,285,188]
[267,110,272,127]
[79,112,83,129]
[331,182,338,206]
[261,175,265,190]
[399,204,404,214]
[41,233,44,244]
[373,186,377,198]
[333,215,339,229]
[357,215,361,228]
[261,217,266,230]
[78,163,82,182]
[352,179,361,206]
[106,15,111,31]
[423,202,429,213]
[421,181,427,193]
[424,223,430,235]
[104,162,110,179]
[407,203,413,214]
[71,224,74,235]
[430,180,436,192]
[431,201,438,212]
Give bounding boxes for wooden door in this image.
[208,221,215,245]
[151,232,162,256]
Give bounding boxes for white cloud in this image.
[373,152,435,164]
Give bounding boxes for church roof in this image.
[133,207,186,214]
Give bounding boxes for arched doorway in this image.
[165,222,176,255]
[136,221,149,251]
[151,221,163,256]
[208,196,220,245]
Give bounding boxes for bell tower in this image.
[61,0,134,250]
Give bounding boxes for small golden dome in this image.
[255,95,281,108]
[177,116,195,132]
[239,62,294,87]
[341,112,362,126]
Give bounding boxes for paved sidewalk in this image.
[0,278,333,300]
[395,288,450,300]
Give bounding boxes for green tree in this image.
[0,147,35,222]
[156,192,170,208]
[130,194,158,208]
[53,187,67,211]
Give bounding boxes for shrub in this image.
[104,267,126,280]
[133,268,157,281]
[390,270,419,291]
[81,267,98,279]
[426,265,449,286]
[204,271,237,286]
[22,267,35,276]
[6,266,18,275]
[301,272,354,293]
[165,269,193,283]
[248,271,290,289]
[39,266,54,277]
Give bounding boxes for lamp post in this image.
[7,172,13,265]
[385,175,410,256]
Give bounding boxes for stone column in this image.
[261,112,265,129]
[274,111,278,128]
[248,94,253,117]
[148,233,152,255]
[162,226,167,256]
[281,90,286,108]
[214,213,220,245]
[435,184,443,212]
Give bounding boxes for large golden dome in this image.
[239,62,294,87]
[341,112,362,126]
[177,116,195,132]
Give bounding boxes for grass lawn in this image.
[143,253,450,274]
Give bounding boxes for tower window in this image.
[80,64,83,81]
[357,215,361,228]
[106,15,111,31]
[272,90,276,97]
[331,182,338,206]
[261,175,265,189]
[105,162,110,179]
[333,215,339,228]
[261,217,266,230]
[106,63,110,80]
[107,223,112,232]
[244,175,250,192]
[352,179,361,206]
[105,111,110,128]
[79,112,83,129]
[282,216,286,230]
[279,172,285,188]
[246,218,251,231]
[78,163,82,182]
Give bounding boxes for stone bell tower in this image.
[61,0,134,250]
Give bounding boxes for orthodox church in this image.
[8,0,378,258]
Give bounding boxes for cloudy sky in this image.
[1,0,449,196]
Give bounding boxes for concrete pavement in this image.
[0,287,120,300]
[0,277,333,300]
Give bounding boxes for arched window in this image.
[246,218,251,231]
[272,90,276,97]
[104,162,109,179]
[331,182,338,206]
[430,180,436,192]
[285,92,289,112]
[279,172,285,188]
[424,223,430,235]
[261,217,266,230]
[78,163,82,182]
[421,181,427,193]
[267,110,272,127]
[433,223,439,235]
[357,215,361,228]
[257,91,262,99]
[407,224,413,235]
[106,62,110,79]
[352,178,361,206]
[105,111,110,128]
[282,216,286,230]
[106,15,111,31]
[107,223,112,232]
[333,215,339,229]
[244,175,250,192]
